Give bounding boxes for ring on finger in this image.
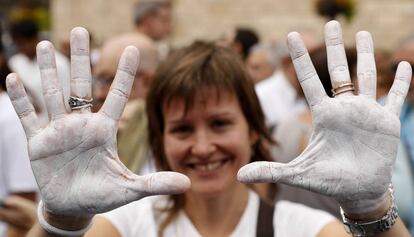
[69,96,93,110]
[332,82,355,96]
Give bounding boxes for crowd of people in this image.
[1,0,414,236]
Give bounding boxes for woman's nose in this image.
[191,131,216,158]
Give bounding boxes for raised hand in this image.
[238,21,412,214]
[6,27,190,218]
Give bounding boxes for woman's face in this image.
[163,89,258,196]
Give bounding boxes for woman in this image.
[6,21,411,237]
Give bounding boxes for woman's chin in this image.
[187,180,244,198]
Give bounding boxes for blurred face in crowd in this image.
[163,89,257,196]
[146,6,172,41]
[246,50,275,84]
[92,71,150,112]
[92,72,114,112]
[392,42,414,103]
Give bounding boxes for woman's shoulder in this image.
[101,195,169,218]
[98,195,168,237]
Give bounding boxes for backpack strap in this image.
[256,199,275,237]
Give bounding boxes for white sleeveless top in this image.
[101,191,335,237]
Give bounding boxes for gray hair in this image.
[133,0,171,25]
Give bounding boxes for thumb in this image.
[237,161,299,184]
[127,171,191,199]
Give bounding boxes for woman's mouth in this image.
[186,158,231,172]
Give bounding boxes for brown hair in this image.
[146,41,273,236]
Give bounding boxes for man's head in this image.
[246,44,278,84]
[133,0,172,41]
[10,20,39,59]
[232,28,259,61]
[93,33,159,111]
[392,36,414,104]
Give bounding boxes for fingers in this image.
[325,21,353,97]
[356,31,376,99]
[70,27,92,113]
[0,196,37,229]
[287,32,327,107]
[6,73,40,138]
[385,61,412,116]
[37,41,67,120]
[99,46,139,121]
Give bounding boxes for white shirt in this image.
[255,70,307,128]
[101,191,335,237]
[8,52,70,126]
[0,92,37,235]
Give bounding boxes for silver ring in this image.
[69,96,93,110]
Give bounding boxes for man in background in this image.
[8,20,70,126]
[133,0,172,59]
[246,43,278,84]
[93,32,159,174]
[0,35,37,237]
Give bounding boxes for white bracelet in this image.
[37,200,93,237]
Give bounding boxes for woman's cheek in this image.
[164,137,188,168]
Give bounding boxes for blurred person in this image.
[255,36,321,131]
[229,28,260,61]
[133,0,172,42]
[376,49,414,228]
[245,44,278,84]
[133,0,172,59]
[0,196,37,237]
[93,31,159,174]
[391,39,414,232]
[8,19,70,126]
[217,27,260,61]
[0,37,37,237]
[391,36,414,165]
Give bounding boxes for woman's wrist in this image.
[38,200,94,236]
[338,183,391,217]
[342,191,391,221]
[339,186,399,236]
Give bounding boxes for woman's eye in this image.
[170,125,192,134]
[211,119,230,129]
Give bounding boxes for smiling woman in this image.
[142,41,276,235]
[8,21,412,237]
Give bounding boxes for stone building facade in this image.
[51,0,414,50]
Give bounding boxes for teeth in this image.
[193,160,223,171]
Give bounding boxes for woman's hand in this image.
[6,27,190,220]
[238,21,412,215]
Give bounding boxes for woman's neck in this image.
[184,183,250,237]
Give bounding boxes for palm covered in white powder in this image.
[6,27,190,217]
[238,21,411,213]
